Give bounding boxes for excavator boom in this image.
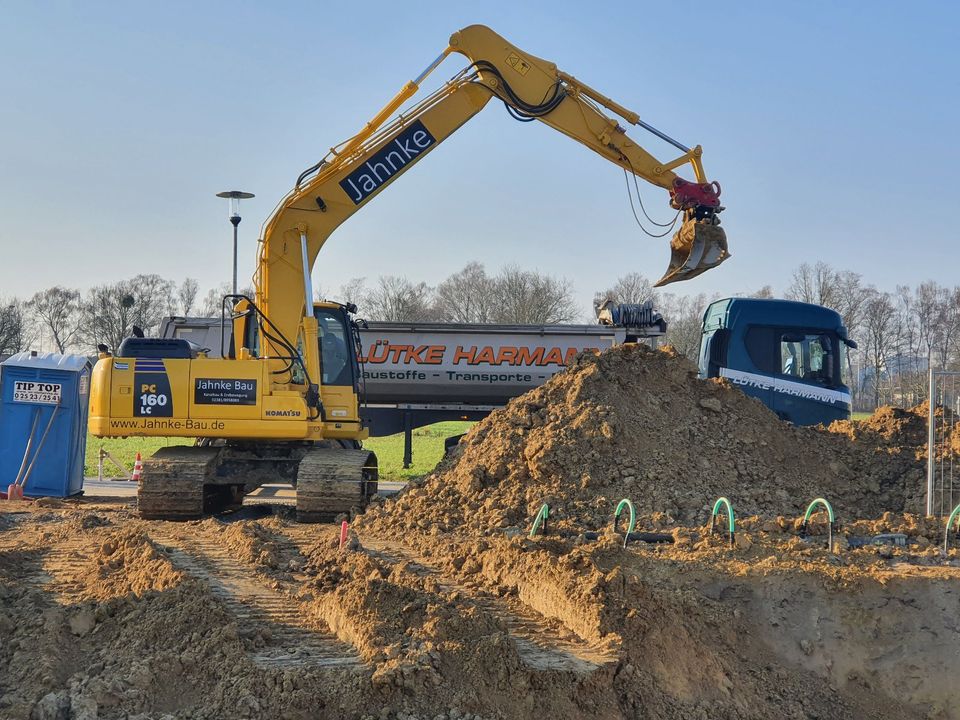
[256,25,728,374]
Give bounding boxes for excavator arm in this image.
[253,25,728,386]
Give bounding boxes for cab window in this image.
[315,308,352,386]
[780,333,836,385]
[839,342,849,387]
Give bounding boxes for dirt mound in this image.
[217,517,302,572]
[302,538,525,698]
[76,528,183,600]
[363,345,924,538]
[830,401,960,461]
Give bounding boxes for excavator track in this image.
[296,448,378,523]
[280,529,615,675]
[360,538,616,673]
[137,445,377,523]
[150,528,363,669]
[0,518,94,605]
[138,446,223,520]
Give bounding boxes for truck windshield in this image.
[779,333,839,387]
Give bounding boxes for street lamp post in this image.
[216,190,255,296]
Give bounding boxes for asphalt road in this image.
[80,479,404,502]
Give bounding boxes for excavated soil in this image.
[362,345,926,538]
[830,401,960,460]
[1,345,958,719]
[2,502,957,720]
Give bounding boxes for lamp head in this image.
[216,190,255,221]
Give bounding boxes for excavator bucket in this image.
[655,218,729,286]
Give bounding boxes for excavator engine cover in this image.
[656,218,729,286]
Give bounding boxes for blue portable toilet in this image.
[0,352,91,497]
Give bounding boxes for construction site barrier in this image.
[529,503,550,538]
[800,497,836,550]
[710,497,736,546]
[944,503,960,554]
[613,498,636,547]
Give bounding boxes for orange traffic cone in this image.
[131,452,143,482]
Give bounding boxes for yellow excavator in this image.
[88,25,729,521]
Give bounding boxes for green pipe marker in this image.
[943,503,960,554]
[613,498,636,547]
[710,497,736,546]
[529,503,550,539]
[801,497,836,551]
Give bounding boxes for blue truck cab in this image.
[698,298,855,426]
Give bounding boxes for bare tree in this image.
[786,262,869,340]
[885,285,929,406]
[433,262,497,323]
[178,278,199,316]
[338,277,368,308]
[941,287,960,371]
[79,275,176,351]
[79,281,139,352]
[492,266,579,324]
[364,276,434,321]
[200,281,254,317]
[861,290,897,409]
[787,261,856,309]
[914,280,948,368]
[0,299,29,355]
[28,286,81,353]
[658,292,711,360]
[593,272,657,316]
[129,274,176,332]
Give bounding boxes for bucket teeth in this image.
[656,219,729,287]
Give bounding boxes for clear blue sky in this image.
[1,1,957,314]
